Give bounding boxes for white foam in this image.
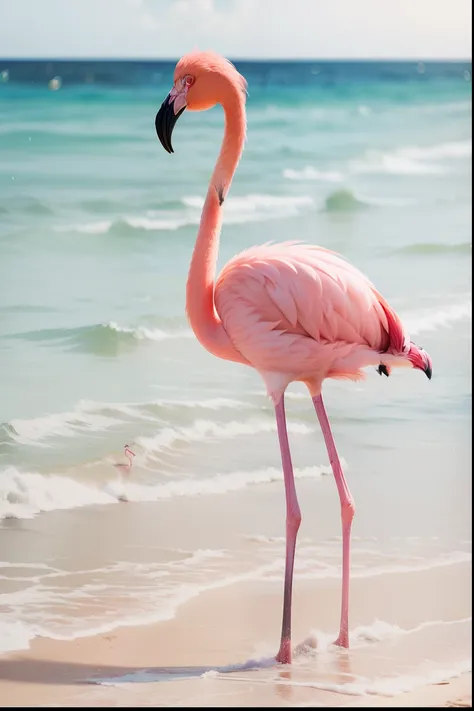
[55,193,314,236]
[283,167,344,182]
[105,321,193,341]
[2,560,283,655]
[96,618,471,693]
[6,409,119,446]
[261,549,471,583]
[280,659,472,698]
[55,220,112,234]
[75,398,156,422]
[351,140,471,177]
[402,301,471,336]
[351,153,446,176]
[182,193,314,223]
[304,616,472,654]
[3,396,255,449]
[4,394,161,447]
[179,549,226,566]
[246,534,287,544]
[82,395,251,416]
[0,620,36,654]
[402,140,471,161]
[125,216,190,231]
[363,660,472,697]
[116,464,326,503]
[0,467,117,520]
[136,418,313,457]
[2,546,470,661]
[155,397,251,411]
[0,463,325,520]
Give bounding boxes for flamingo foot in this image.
[276,637,292,665]
[332,633,349,649]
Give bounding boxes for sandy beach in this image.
[1,551,471,707]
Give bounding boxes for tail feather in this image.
[378,298,409,355]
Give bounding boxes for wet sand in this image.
[1,561,471,707]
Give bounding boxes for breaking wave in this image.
[0,462,325,521]
[54,193,314,236]
[11,321,193,355]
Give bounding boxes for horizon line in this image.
[0,56,471,63]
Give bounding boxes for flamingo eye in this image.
[184,75,194,87]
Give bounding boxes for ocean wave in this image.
[262,549,471,583]
[322,189,368,212]
[2,409,121,447]
[402,301,471,336]
[400,140,471,161]
[352,154,446,176]
[149,397,250,411]
[11,321,193,355]
[182,193,314,217]
[0,543,468,658]
[0,197,53,217]
[105,321,193,342]
[136,418,313,459]
[176,549,226,566]
[395,242,472,256]
[0,467,118,520]
[351,140,471,176]
[53,217,190,235]
[0,397,164,448]
[299,615,472,656]
[93,617,471,687]
[54,193,314,236]
[0,463,325,520]
[0,396,258,448]
[0,558,285,655]
[95,615,471,685]
[283,166,344,183]
[284,140,471,186]
[416,100,472,116]
[260,658,472,699]
[322,189,415,213]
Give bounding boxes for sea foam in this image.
[55,193,314,236]
[402,301,471,336]
[0,462,325,521]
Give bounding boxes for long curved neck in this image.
[185,87,248,364]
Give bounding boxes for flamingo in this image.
[154,51,433,665]
[113,444,135,480]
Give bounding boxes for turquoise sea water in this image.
[0,60,471,668]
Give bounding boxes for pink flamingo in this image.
[155,51,433,665]
[113,444,135,479]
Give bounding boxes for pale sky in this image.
[0,0,471,59]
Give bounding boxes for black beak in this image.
[155,94,186,154]
[424,365,432,380]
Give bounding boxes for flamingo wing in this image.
[215,242,408,378]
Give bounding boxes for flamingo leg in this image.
[312,393,355,648]
[275,394,302,665]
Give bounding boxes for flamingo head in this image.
[124,444,136,459]
[407,343,433,380]
[155,50,247,153]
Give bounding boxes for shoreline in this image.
[1,565,471,707]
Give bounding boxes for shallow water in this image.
[0,60,471,688]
